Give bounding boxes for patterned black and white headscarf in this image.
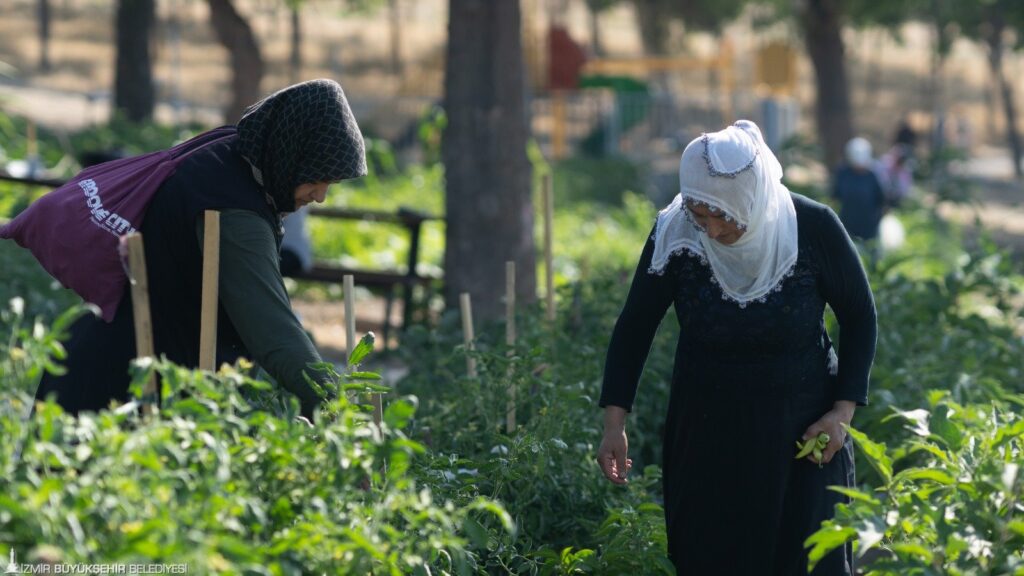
[237,79,367,213]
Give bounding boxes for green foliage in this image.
[0,315,511,575]
[2,97,1023,570]
[0,110,67,170]
[395,268,677,569]
[0,242,79,325]
[858,233,1024,487]
[0,301,92,396]
[806,397,1024,574]
[0,180,49,220]
[67,116,204,162]
[541,492,674,575]
[551,156,645,206]
[307,159,655,287]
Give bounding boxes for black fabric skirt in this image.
[661,355,855,575]
[35,296,137,414]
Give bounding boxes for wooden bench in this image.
[0,171,444,347]
[296,205,443,347]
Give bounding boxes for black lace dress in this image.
[600,194,876,575]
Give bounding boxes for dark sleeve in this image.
[199,210,330,416]
[814,204,876,405]
[598,230,674,412]
[873,173,888,209]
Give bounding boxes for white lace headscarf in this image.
[650,120,798,307]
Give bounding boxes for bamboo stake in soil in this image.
[459,293,477,378]
[506,261,516,434]
[125,233,156,406]
[199,210,220,372]
[344,275,356,366]
[542,173,555,322]
[345,275,382,425]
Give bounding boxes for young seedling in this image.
[795,432,831,468]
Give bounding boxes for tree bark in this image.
[38,0,51,72]
[589,5,604,57]
[984,12,1023,179]
[632,0,671,55]
[114,0,156,122]
[207,0,264,123]
[389,0,403,76]
[797,0,853,170]
[443,0,536,320]
[289,6,301,84]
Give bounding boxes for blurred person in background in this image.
[833,137,886,245]
[874,144,914,208]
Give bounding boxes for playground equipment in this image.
[544,38,736,160]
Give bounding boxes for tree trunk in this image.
[389,0,403,76]
[589,5,604,57]
[797,0,853,170]
[632,0,671,55]
[114,0,156,122]
[443,0,536,320]
[289,5,301,84]
[38,0,51,72]
[986,68,998,141]
[207,0,264,123]
[984,13,1023,179]
[929,17,945,157]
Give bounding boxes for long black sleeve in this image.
[599,230,674,412]
[814,204,877,405]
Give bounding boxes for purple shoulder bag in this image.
[0,127,235,322]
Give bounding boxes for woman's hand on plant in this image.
[801,401,856,465]
[598,406,632,484]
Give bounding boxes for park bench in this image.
[0,171,444,348]
[295,205,442,347]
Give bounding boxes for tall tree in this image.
[289,1,302,84]
[114,0,156,122]
[443,0,535,320]
[584,0,619,56]
[632,0,674,54]
[631,0,748,55]
[796,0,853,170]
[950,0,1024,178]
[207,0,264,122]
[388,0,403,76]
[38,0,51,72]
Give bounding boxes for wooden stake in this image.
[199,210,220,371]
[506,261,516,434]
[542,172,555,323]
[126,233,156,406]
[344,275,356,364]
[553,91,567,160]
[459,293,477,378]
[26,120,38,158]
[345,275,382,425]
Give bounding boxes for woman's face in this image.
[293,182,331,209]
[686,201,745,245]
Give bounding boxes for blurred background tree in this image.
[443,0,536,320]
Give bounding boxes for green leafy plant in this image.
[806,396,1024,574]
[1,313,512,575]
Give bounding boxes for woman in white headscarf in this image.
[597,120,876,575]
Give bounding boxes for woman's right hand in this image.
[597,406,632,485]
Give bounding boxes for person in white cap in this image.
[834,137,886,243]
[597,120,876,575]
